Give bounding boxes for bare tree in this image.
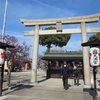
[0,35,32,87]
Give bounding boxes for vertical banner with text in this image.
[90,47,100,67]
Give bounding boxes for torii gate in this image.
[20,13,100,85]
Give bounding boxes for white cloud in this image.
[8,1,33,18]
[0,0,75,26]
[33,0,74,16]
[5,30,33,46]
[66,39,82,51]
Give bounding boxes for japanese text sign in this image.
[89,47,100,66]
[0,49,5,65]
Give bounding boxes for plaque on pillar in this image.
[56,22,62,32]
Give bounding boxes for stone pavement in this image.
[0,69,100,100]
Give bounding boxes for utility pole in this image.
[1,0,8,42]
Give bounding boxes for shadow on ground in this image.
[83,88,100,100]
[37,78,47,83]
[3,78,48,95]
[4,84,34,95]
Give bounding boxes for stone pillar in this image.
[30,25,39,83]
[81,22,91,85]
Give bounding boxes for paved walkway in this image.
[0,69,100,100]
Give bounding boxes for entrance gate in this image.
[20,13,100,85]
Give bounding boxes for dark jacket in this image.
[73,68,81,76]
[61,66,69,78]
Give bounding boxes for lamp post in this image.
[2,0,8,42]
[19,55,23,71]
[0,42,14,96]
[6,52,10,60]
[81,39,100,100]
[0,49,5,96]
[14,55,19,72]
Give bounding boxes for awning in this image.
[81,39,100,47]
[0,42,15,48]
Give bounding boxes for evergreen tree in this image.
[39,26,71,52]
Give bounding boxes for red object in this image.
[98,53,100,59]
[0,52,5,58]
[89,53,92,59]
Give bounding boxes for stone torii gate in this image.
[20,13,100,85]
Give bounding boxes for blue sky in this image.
[0,0,100,57]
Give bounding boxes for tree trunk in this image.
[7,60,12,87]
[46,45,51,53]
[7,67,11,87]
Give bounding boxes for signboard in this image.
[90,47,100,66]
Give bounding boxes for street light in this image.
[6,52,10,61]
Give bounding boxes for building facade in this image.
[42,51,84,79]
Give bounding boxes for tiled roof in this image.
[42,52,83,60]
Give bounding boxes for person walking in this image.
[73,64,81,86]
[61,64,69,90]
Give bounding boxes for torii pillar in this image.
[20,13,100,85]
[81,22,90,85]
[30,25,39,83]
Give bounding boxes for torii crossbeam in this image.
[20,13,100,85]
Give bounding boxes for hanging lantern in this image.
[90,47,100,66]
[56,61,59,66]
[63,61,66,65]
[72,61,75,65]
[79,61,82,66]
[0,49,5,65]
[48,61,51,65]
